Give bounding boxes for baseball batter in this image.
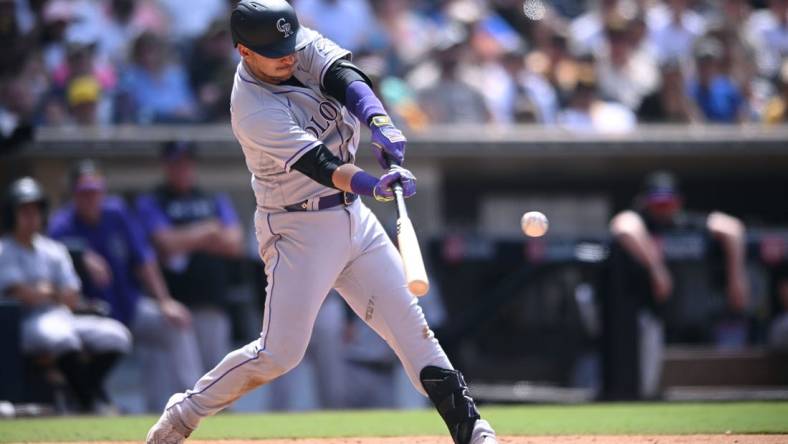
[147,2,498,443]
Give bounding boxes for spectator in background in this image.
[116,32,197,123]
[637,60,701,123]
[594,13,659,111]
[524,23,578,104]
[687,38,745,123]
[135,142,242,371]
[0,0,32,78]
[764,60,788,123]
[296,0,380,54]
[556,62,636,133]
[568,0,621,56]
[646,0,706,63]
[416,39,491,124]
[0,55,44,150]
[187,21,236,122]
[43,41,116,125]
[39,0,77,73]
[374,0,437,72]
[745,0,788,80]
[49,160,202,412]
[64,75,103,125]
[711,0,757,88]
[157,0,227,41]
[0,177,131,413]
[500,49,559,124]
[608,171,750,397]
[466,13,525,124]
[97,0,144,66]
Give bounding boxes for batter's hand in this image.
[374,165,416,202]
[370,115,406,169]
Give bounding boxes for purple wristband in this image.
[350,171,378,197]
[346,81,386,125]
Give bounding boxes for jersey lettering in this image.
[304,101,340,139]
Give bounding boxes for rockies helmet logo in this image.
[276,18,293,38]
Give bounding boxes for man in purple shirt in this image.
[49,160,203,412]
[136,141,243,371]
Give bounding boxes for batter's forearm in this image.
[332,164,367,193]
[345,81,387,125]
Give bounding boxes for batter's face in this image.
[238,44,297,84]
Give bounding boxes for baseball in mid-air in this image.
[521,211,549,237]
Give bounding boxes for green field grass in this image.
[1,402,787,442]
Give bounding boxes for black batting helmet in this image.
[230,0,308,58]
[2,177,48,231]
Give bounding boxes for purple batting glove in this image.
[373,165,416,202]
[370,115,406,169]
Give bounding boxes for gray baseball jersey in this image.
[0,234,81,296]
[0,234,131,356]
[231,27,361,212]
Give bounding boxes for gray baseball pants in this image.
[166,200,451,430]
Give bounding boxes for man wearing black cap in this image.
[147,1,499,443]
[606,171,750,399]
[135,141,243,372]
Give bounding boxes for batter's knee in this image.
[252,337,307,378]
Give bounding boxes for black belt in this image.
[284,192,357,212]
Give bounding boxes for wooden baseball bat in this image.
[392,182,430,297]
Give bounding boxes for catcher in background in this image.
[146,1,499,443]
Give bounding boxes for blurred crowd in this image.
[1,0,788,140]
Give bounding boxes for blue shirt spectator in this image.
[688,75,743,123]
[117,32,197,123]
[134,142,242,309]
[49,195,154,325]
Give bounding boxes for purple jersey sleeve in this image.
[214,193,239,227]
[135,194,172,235]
